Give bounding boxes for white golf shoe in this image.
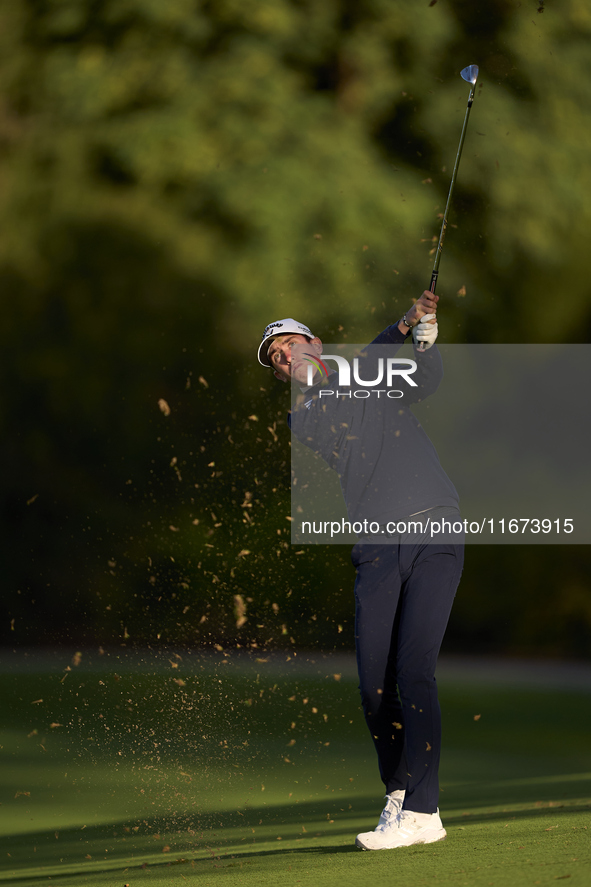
[355,807,446,850]
[354,791,404,849]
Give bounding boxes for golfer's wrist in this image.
[398,314,415,336]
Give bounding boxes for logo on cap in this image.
[262,322,284,339]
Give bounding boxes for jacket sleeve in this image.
[369,324,409,347]
[367,325,443,404]
[289,391,347,470]
[403,344,444,404]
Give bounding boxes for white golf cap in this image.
[257,318,314,367]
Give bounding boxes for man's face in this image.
[267,334,322,384]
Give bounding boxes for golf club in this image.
[416,64,479,352]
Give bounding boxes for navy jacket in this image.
[288,324,459,525]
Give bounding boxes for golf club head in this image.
[460,65,479,85]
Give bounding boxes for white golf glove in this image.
[412,313,438,350]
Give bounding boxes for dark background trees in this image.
[1,0,589,656]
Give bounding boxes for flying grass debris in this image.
[234,595,247,628]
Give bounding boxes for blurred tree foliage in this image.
[1,0,590,656]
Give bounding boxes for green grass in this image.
[0,652,589,886]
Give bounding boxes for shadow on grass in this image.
[5,771,590,844]
[2,784,590,884]
[443,771,591,811]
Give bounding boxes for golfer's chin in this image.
[291,364,311,386]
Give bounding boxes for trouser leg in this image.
[353,545,407,792]
[353,541,464,812]
[396,542,464,813]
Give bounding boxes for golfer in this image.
[257,292,464,850]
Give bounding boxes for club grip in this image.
[416,272,439,352]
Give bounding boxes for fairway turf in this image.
[0,651,589,886]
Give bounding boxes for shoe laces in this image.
[375,796,401,831]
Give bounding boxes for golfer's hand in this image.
[413,314,438,350]
[399,290,439,332]
[406,291,438,327]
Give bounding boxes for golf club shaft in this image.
[429,82,476,294]
[416,68,478,352]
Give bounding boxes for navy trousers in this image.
[351,523,464,814]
